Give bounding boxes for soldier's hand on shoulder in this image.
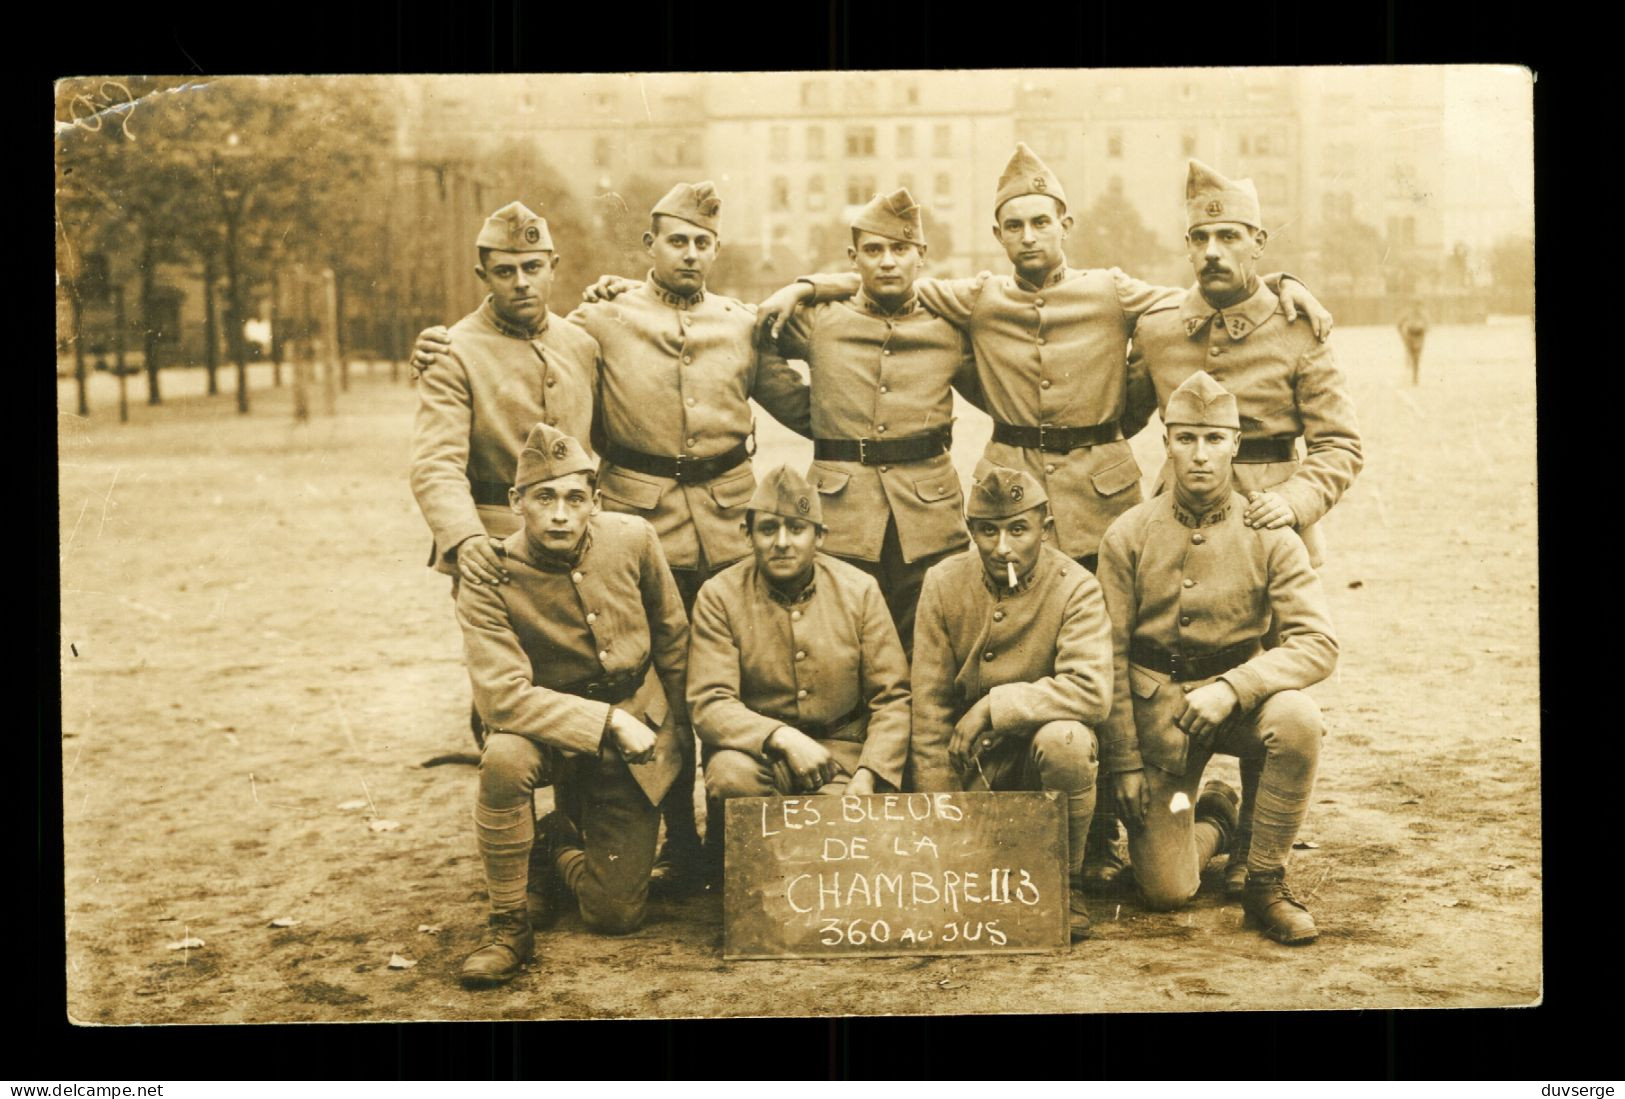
[607,708,658,765]
[948,696,995,776]
[411,325,453,373]
[1243,490,1296,530]
[767,726,835,792]
[582,275,639,303]
[1178,680,1240,745]
[1280,280,1335,342]
[753,283,814,349]
[1113,770,1150,825]
[457,535,510,586]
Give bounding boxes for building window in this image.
[1107,129,1123,158]
[807,175,826,212]
[771,177,790,212]
[800,81,827,108]
[806,126,824,160]
[770,126,789,162]
[896,125,914,158]
[933,124,951,158]
[934,172,953,208]
[1322,191,1354,222]
[1181,131,1197,157]
[593,136,613,169]
[846,126,876,158]
[847,175,876,206]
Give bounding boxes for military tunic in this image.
[566,280,813,573]
[1095,491,1337,780]
[910,543,1113,793]
[806,265,1178,559]
[455,512,690,804]
[1127,282,1363,567]
[687,553,912,791]
[411,299,599,574]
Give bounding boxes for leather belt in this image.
[471,479,511,506]
[991,419,1123,453]
[553,657,653,705]
[813,427,950,466]
[603,438,751,484]
[1235,436,1296,464]
[1130,639,1258,683]
[770,704,866,743]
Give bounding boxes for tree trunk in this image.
[202,250,220,396]
[69,291,88,417]
[333,267,349,391]
[269,269,283,387]
[140,234,161,406]
[224,199,249,414]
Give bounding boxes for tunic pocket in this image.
[809,464,852,497]
[1128,665,1163,700]
[1089,452,1143,497]
[910,470,961,505]
[708,465,757,510]
[598,466,663,511]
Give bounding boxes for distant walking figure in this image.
[1397,300,1429,385]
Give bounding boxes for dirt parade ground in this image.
[56,318,1541,1023]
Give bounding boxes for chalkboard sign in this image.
[723,791,1069,960]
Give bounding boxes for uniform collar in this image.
[755,563,818,607]
[647,270,706,309]
[1179,280,1276,341]
[480,297,549,340]
[1013,259,1074,293]
[856,287,920,317]
[503,524,593,571]
[1171,490,1234,529]
[980,549,1048,599]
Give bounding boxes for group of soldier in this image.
[407,142,1363,990]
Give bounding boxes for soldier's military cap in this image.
[477,201,554,253]
[994,142,1068,217]
[966,459,1048,520]
[514,422,596,490]
[1186,159,1262,231]
[652,181,722,234]
[852,187,926,245]
[1164,370,1241,429]
[746,465,824,527]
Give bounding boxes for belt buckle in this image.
[857,437,870,464]
[1036,423,1051,452]
[671,453,691,482]
[1167,650,1184,681]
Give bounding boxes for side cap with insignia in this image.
[514,423,596,489]
[747,465,825,527]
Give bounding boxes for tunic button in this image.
[683,354,693,364]
[1192,533,1205,545]
[1044,463,1056,474]
[993,610,1005,622]
[1180,616,1192,627]
[876,424,887,433]
[1209,347,1223,357]
[878,384,889,393]
[1183,578,1196,588]
[598,650,609,661]
[586,613,597,624]
[983,650,995,661]
[797,689,808,699]
[1035,297,1044,307]
[1037,337,1047,346]
[686,436,697,448]
[879,465,890,473]
[796,650,807,661]
[685,397,696,407]
[545,377,556,387]
[791,610,802,621]
[1040,379,1051,389]
[883,349,893,356]
[571,571,583,583]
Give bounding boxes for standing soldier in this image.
[1396,298,1429,385]
[1126,160,1361,894]
[687,466,911,876]
[454,424,690,988]
[1097,372,1337,944]
[755,145,1332,886]
[910,461,1112,942]
[770,188,982,653]
[410,202,599,748]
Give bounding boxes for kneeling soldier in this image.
[1097,371,1337,944]
[455,424,690,988]
[687,466,911,871]
[910,462,1112,941]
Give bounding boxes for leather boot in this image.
[1068,885,1092,942]
[1195,780,1240,859]
[1243,867,1319,945]
[459,909,534,988]
[525,811,573,926]
[1079,812,1130,892]
[1223,825,1253,898]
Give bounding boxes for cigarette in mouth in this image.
[1007,561,1018,589]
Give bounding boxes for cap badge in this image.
[796,496,810,515]
[902,226,914,239]
[523,225,541,245]
[551,440,569,460]
[1206,199,1223,217]
[1008,484,1024,502]
[1032,176,1047,192]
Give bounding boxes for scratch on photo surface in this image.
[61,497,90,562]
[97,467,122,539]
[637,76,652,123]
[250,772,260,806]
[1368,484,1390,528]
[65,742,83,781]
